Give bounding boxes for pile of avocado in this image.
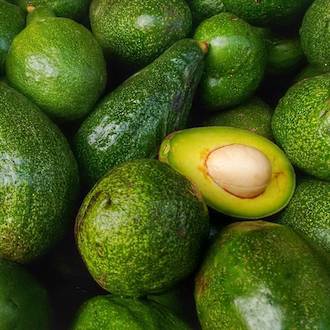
[0,0,329,329]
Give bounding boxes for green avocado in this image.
[0,82,79,263]
[300,0,330,71]
[272,74,330,181]
[187,0,225,24]
[6,11,107,121]
[295,65,326,81]
[75,39,206,186]
[195,221,330,329]
[194,13,266,110]
[203,98,273,139]
[75,159,209,297]
[90,0,192,67]
[72,295,189,330]
[0,258,51,330]
[0,0,25,75]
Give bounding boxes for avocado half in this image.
[159,127,295,219]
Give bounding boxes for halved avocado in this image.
[159,127,295,219]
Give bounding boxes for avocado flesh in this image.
[159,127,295,219]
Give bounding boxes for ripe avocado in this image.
[0,82,79,263]
[272,74,330,181]
[194,13,267,110]
[90,0,192,67]
[6,12,107,121]
[195,221,330,329]
[187,0,225,24]
[75,39,206,186]
[72,295,189,330]
[75,159,209,297]
[159,127,295,219]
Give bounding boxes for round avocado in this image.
[159,127,295,219]
[300,0,330,71]
[75,159,209,297]
[295,65,326,81]
[194,13,267,110]
[187,0,225,24]
[6,15,107,121]
[90,0,192,67]
[195,221,330,329]
[0,82,79,263]
[272,74,330,181]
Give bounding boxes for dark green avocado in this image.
[187,0,225,24]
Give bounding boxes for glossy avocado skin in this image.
[187,0,225,24]
[73,296,189,330]
[0,258,51,330]
[194,13,266,110]
[195,221,330,329]
[75,39,205,186]
[75,159,209,297]
[0,82,79,263]
[272,74,330,181]
[90,0,192,67]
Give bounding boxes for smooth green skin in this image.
[0,82,79,263]
[300,0,330,71]
[0,258,50,330]
[187,0,225,24]
[90,0,192,67]
[0,0,25,75]
[75,39,206,186]
[295,65,327,81]
[76,159,209,297]
[6,17,106,121]
[272,74,330,181]
[195,221,330,329]
[203,97,273,139]
[72,295,189,330]
[222,0,312,26]
[194,13,267,110]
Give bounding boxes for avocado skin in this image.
[0,82,79,263]
[72,295,189,330]
[90,0,192,67]
[194,13,266,110]
[75,159,209,297]
[272,74,330,181]
[295,65,327,81]
[6,17,107,121]
[187,0,225,24]
[75,39,205,186]
[300,0,330,71]
[0,0,25,75]
[195,221,330,329]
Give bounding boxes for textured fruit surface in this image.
[295,65,326,81]
[188,0,225,24]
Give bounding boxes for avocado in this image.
[272,74,330,181]
[187,0,225,24]
[0,0,25,75]
[0,258,51,329]
[203,98,273,139]
[0,82,79,263]
[90,0,192,67]
[300,0,330,71]
[75,39,206,186]
[6,10,107,121]
[194,13,267,110]
[75,159,209,297]
[72,295,189,330]
[195,221,330,329]
[295,65,326,81]
[159,127,295,219]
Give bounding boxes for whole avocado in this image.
[75,159,209,297]
[0,82,79,263]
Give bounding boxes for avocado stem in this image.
[27,4,36,13]
[198,41,209,54]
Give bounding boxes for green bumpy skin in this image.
[295,65,326,81]
[6,16,107,121]
[194,13,267,110]
[222,0,312,26]
[203,98,273,139]
[75,39,206,186]
[272,74,330,181]
[0,258,51,330]
[187,0,225,24]
[300,0,330,71]
[0,0,25,75]
[90,0,192,67]
[75,159,209,297]
[195,221,330,329]
[0,82,79,263]
[72,296,189,330]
